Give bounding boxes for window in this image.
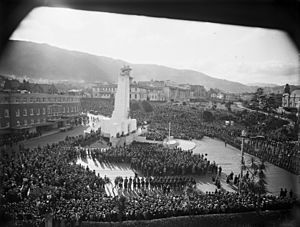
[6,122,10,128]
[43,97,46,102]
[16,97,20,103]
[16,121,20,127]
[31,119,34,125]
[37,119,40,124]
[48,108,51,115]
[30,108,34,116]
[67,107,69,113]
[16,109,20,117]
[23,97,27,103]
[23,109,27,116]
[4,109,9,118]
[37,108,40,115]
[30,97,34,102]
[63,107,65,113]
[43,118,46,123]
[24,119,27,126]
[43,108,46,115]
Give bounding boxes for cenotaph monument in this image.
[101,65,137,138]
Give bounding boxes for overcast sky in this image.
[11,7,300,85]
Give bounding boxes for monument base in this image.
[110,133,136,148]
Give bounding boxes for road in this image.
[23,125,88,149]
[193,136,299,197]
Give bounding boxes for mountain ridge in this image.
[0,40,263,93]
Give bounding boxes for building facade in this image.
[0,92,81,134]
[282,90,300,109]
[92,81,167,102]
[92,80,208,102]
[190,85,207,100]
[92,83,117,99]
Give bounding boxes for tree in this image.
[141,100,153,112]
[225,101,233,112]
[265,94,281,110]
[283,83,290,94]
[251,88,265,109]
[130,101,140,111]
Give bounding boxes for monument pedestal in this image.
[110,133,136,147]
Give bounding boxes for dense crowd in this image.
[138,103,299,174]
[0,138,107,226]
[65,129,102,147]
[0,131,295,226]
[245,139,299,174]
[79,100,299,174]
[90,142,220,176]
[1,101,298,226]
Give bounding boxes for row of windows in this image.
[13,96,78,103]
[16,118,47,127]
[94,87,116,92]
[0,122,10,128]
[94,93,113,98]
[15,108,45,117]
[1,106,80,118]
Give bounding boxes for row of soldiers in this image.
[115,176,196,191]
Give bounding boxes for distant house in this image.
[3,79,20,90]
[30,84,58,94]
[240,93,253,102]
[224,93,239,102]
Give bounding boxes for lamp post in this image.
[239,129,247,193]
[168,122,171,140]
[297,105,300,174]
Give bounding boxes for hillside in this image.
[0,40,257,93]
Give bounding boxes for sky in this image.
[11,6,300,85]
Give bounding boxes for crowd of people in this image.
[0,130,295,226]
[244,139,299,174]
[91,142,220,177]
[0,100,298,226]
[65,129,102,147]
[135,103,299,175]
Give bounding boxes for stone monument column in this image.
[111,65,132,121]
